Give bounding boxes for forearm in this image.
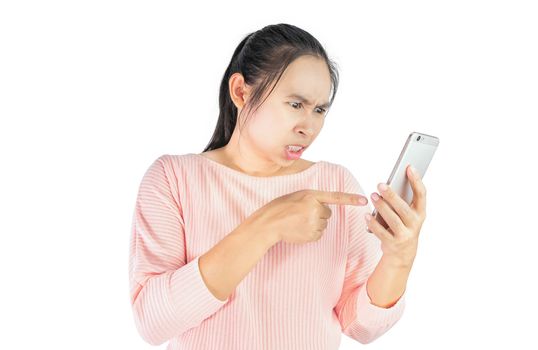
[198,221,279,301]
[366,255,413,308]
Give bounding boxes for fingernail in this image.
[410,165,418,177]
[378,183,388,192]
[364,213,371,222]
[371,193,380,201]
[354,195,367,205]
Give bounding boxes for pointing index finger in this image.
[310,190,367,206]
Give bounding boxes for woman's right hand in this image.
[243,189,369,244]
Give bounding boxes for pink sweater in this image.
[128,153,406,349]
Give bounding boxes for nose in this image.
[295,117,315,138]
[298,128,313,138]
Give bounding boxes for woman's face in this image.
[227,55,332,175]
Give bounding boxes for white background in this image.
[1,1,537,349]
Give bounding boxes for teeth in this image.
[287,145,303,152]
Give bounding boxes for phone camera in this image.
[417,136,421,141]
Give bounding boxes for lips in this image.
[284,144,306,160]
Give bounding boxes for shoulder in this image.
[142,153,199,182]
[152,153,199,168]
[320,160,365,193]
[317,159,352,178]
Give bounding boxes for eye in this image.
[289,102,326,115]
[289,102,302,109]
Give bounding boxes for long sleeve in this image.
[333,166,406,344]
[128,155,229,346]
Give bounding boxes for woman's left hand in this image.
[365,164,427,268]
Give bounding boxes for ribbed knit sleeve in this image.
[128,155,229,346]
[333,166,406,344]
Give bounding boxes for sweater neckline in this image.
[192,153,324,180]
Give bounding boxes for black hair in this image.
[202,23,340,152]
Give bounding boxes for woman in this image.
[128,23,426,349]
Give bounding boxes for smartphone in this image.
[368,131,439,233]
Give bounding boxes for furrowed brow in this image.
[287,94,330,109]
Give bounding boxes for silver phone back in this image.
[372,131,439,230]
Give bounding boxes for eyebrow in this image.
[286,94,330,109]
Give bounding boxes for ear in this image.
[229,73,251,109]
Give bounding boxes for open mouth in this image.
[285,144,306,159]
[286,145,304,152]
